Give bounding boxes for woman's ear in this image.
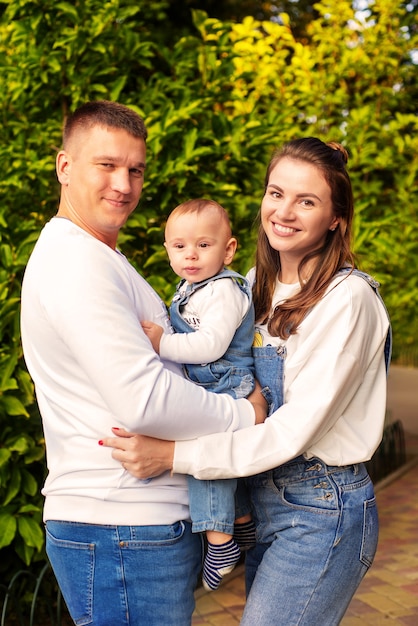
[329,218,340,232]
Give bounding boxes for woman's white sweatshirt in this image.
[174,271,390,479]
[20,218,254,525]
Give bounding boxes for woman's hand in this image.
[100,428,175,479]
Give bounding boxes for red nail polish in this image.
[98,440,103,445]
[112,427,120,430]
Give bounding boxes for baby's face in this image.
[164,211,236,283]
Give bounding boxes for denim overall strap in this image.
[252,345,286,416]
[338,268,392,373]
[170,268,252,317]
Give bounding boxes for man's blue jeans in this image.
[46,520,203,626]
[241,458,378,625]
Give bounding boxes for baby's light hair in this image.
[166,199,232,238]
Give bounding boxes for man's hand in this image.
[141,320,164,354]
[100,428,174,479]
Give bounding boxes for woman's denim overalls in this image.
[241,269,392,626]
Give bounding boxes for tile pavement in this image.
[192,451,418,625]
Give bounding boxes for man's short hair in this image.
[63,100,147,148]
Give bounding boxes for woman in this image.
[103,137,391,625]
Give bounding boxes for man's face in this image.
[56,124,146,248]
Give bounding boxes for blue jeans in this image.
[46,520,203,626]
[241,458,378,626]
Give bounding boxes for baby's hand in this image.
[141,321,164,354]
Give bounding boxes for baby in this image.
[142,199,264,590]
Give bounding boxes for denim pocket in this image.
[128,520,186,546]
[46,523,94,626]
[280,475,339,512]
[360,497,378,568]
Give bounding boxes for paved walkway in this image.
[193,366,418,625]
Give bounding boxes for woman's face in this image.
[261,157,339,268]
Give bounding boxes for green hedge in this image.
[0,0,417,579]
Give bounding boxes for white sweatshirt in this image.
[174,271,390,478]
[20,218,254,525]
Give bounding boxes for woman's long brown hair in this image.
[253,137,356,339]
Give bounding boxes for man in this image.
[20,101,258,626]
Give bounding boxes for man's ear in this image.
[56,150,71,185]
[224,237,238,266]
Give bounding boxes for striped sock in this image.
[234,519,257,551]
[202,539,241,591]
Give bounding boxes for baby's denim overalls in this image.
[170,269,255,533]
[241,269,392,626]
[170,268,255,399]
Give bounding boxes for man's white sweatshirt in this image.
[20,218,254,525]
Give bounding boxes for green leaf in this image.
[17,514,44,551]
[0,512,17,548]
[15,539,35,567]
[0,448,12,467]
[21,468,38,496]
[56,2,79,21]
[3,466,21,505]
[18,503,42,514]
[0,395,30,417]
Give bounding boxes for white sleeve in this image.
[172,276,390,476]
[159,279,249,364]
